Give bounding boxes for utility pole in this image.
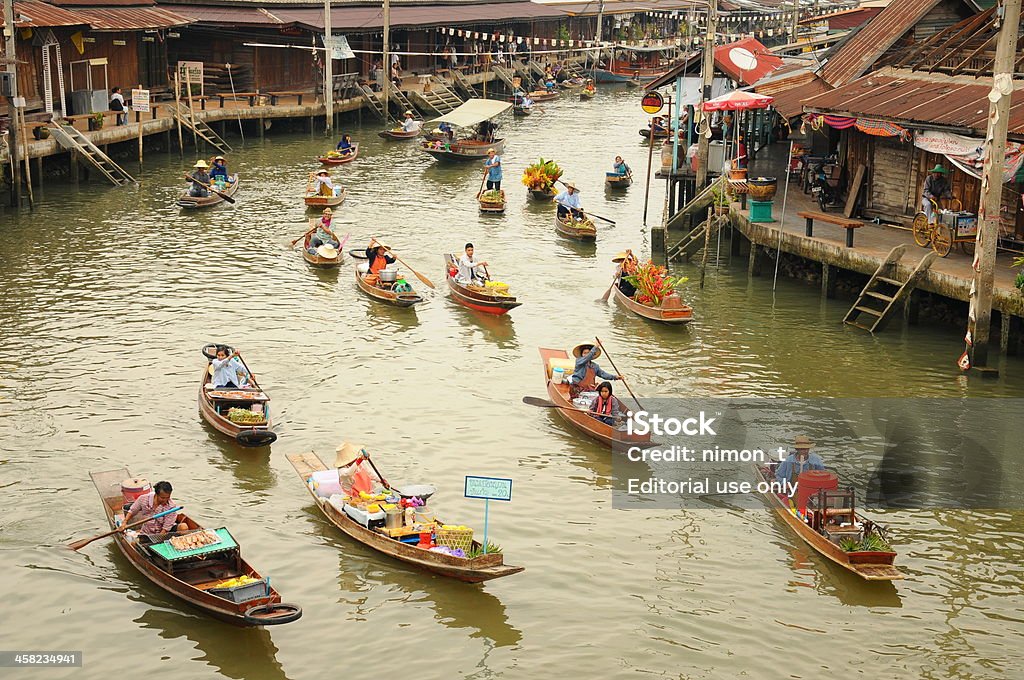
[695,0,717,190]
[791,0,800,43]
[3,0,22,208]
[596,0,604,57]
[382,0,391,125]
[967,0,1021,372]
[323,0,333,134]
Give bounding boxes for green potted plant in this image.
[710,185,730,215]
[88,112,104,131]
[1013,257,1024,293]
[32,125,50,140]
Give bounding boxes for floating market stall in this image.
[420,99,512,163]
[522,158,562,200]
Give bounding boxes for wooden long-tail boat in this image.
[378,128,420,140]
[198,345,276,447]
[478,189,506,214]
[177,174,240,209]
[317,144,359,165]
[639,128,671,140]
[286,452,524,583]
[752,464,903,581]
[301,221,343,269]
[605,172,633,189]
[88,468,302,625]
[444,254,521,315]
[354,264,423,308]
[554,213,597,242]
[512,104,533,117]
[304,180,347,209]
[579,89,596,101]
[523,90,558,102]
[537,347,652,448]
[528,186,556,201]
[421,138,505,162]
[613,284,693,325]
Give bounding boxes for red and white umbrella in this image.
[701,90,774,112]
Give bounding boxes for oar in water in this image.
[476,169,488,199]
[181,173,236,204]
[68,505,183,551]
[369,238,435,290]
[594,336,643,411]
[598,273,619,303]
[523,396,581,411]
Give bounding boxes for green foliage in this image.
[839,532,892,553]
[467,541,503,558]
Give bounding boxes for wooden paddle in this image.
[290,223,317,247]
[594,336,643,411]
[553,181,616,224]
[369,238,435,290]
[476,169,488,199]
[182,173,236,204]
[358,448,391,489]
[69,505,183,551]
[598,273,618,303]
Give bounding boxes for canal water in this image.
[1,89,1022,679]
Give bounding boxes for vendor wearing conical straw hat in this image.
[554,180,583,221]
[775,435,825,484]
[188,160,211,197]
[567,340,621,392]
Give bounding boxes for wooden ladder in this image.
[420,78,464,114]
[843,245,936,332]
[48,124,135,186]
[449,69,476,97]
[666,175,726,231]
[389,88,421,119]
[527,60,546,78]
[667,213,730,262]
[357,83,387,119]
[491,65,517,90]
[168,103,231,153]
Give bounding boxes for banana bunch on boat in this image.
[211,574,259,589]
[227,408,266,425]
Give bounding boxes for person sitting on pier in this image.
[457,242,488,285]
[365,242,397,276]
[336,134,355,154]
[188,160,210,197]
[209,156,231,184]
[402,111,422,134]
[310,209,340,250]
[775,436,825,485]
[314,170,335,196]
[612,251,639,297]
[554,181,584,220]
[589,381,625,426]
[612,156,631,177]
[568,343,621,392]
[120,481,188,536]
[109,87,128,126]
[210,346,250,389]
[922,164,952,224]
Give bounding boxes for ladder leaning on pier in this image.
[527,60,546,79]
[48,124,135,187]
[491,65,518,90]
[843,245,936,333]
[417,78,464,115]
[389,88,422,119]
[448,69,476,98]
[167,102,231,154]
[667,213,730,262]
[358,83,387,119]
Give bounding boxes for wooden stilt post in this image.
[174,67,184,156]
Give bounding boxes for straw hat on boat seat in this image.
[572,342,600,359]
[335,442,366,468]
[793,435,815,450]
[316,244,338,259]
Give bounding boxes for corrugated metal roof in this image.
[757,71,830,118]
[819,0,943,88]
[8,0,89,27]
[64,5,193,30]
[163,4,286,25]
[801,68,1024,137]
[274,1,567,31]
[714,37,784,86]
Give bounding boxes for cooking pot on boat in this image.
[378,268,400,283]
[395,484,436,503]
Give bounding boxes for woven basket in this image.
[435,527,473,552]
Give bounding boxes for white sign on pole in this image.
[131,88,150,113]
[324,35,354,60]
[464,476,513,501]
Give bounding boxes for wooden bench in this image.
[217,92,262,107]
[266,91,309,106]
[798,210,862,248]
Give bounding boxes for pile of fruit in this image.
[624,261,688,307]
[210,574,260,589]
[323,150,344,158]
[521,158,562,191]
[480,190,504,203]
[169,529,221,552]
[227,407,266,425]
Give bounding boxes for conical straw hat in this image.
[335,441,366,468]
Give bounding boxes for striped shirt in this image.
[128,492,178,534]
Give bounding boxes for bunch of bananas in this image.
[227,408,266,425]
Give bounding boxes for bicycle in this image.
[912,198,975,257]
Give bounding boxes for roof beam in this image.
[950,32,997,75]
[913,6,996,72]
[974,32,1024,76]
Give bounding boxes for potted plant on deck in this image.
[710,185,730,216]
[88,112,104,131]
[1014,257,1024,293]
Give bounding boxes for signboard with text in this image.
[464,476,513,502]
[131,88,150,113]
[177,61,204,95]
[324,35,354,60]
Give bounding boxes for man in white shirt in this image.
[401,111,421,133]
[554,181,583,220]
[457,242,488,284]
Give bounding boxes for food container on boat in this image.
[552,367,565,383]
[121,478,151,503]
[357,262,370,275]
[309,470,342,498]
[414,508,436,525]
[208,578,269,603]
[384,506,404,530]
[378,267,399,283]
